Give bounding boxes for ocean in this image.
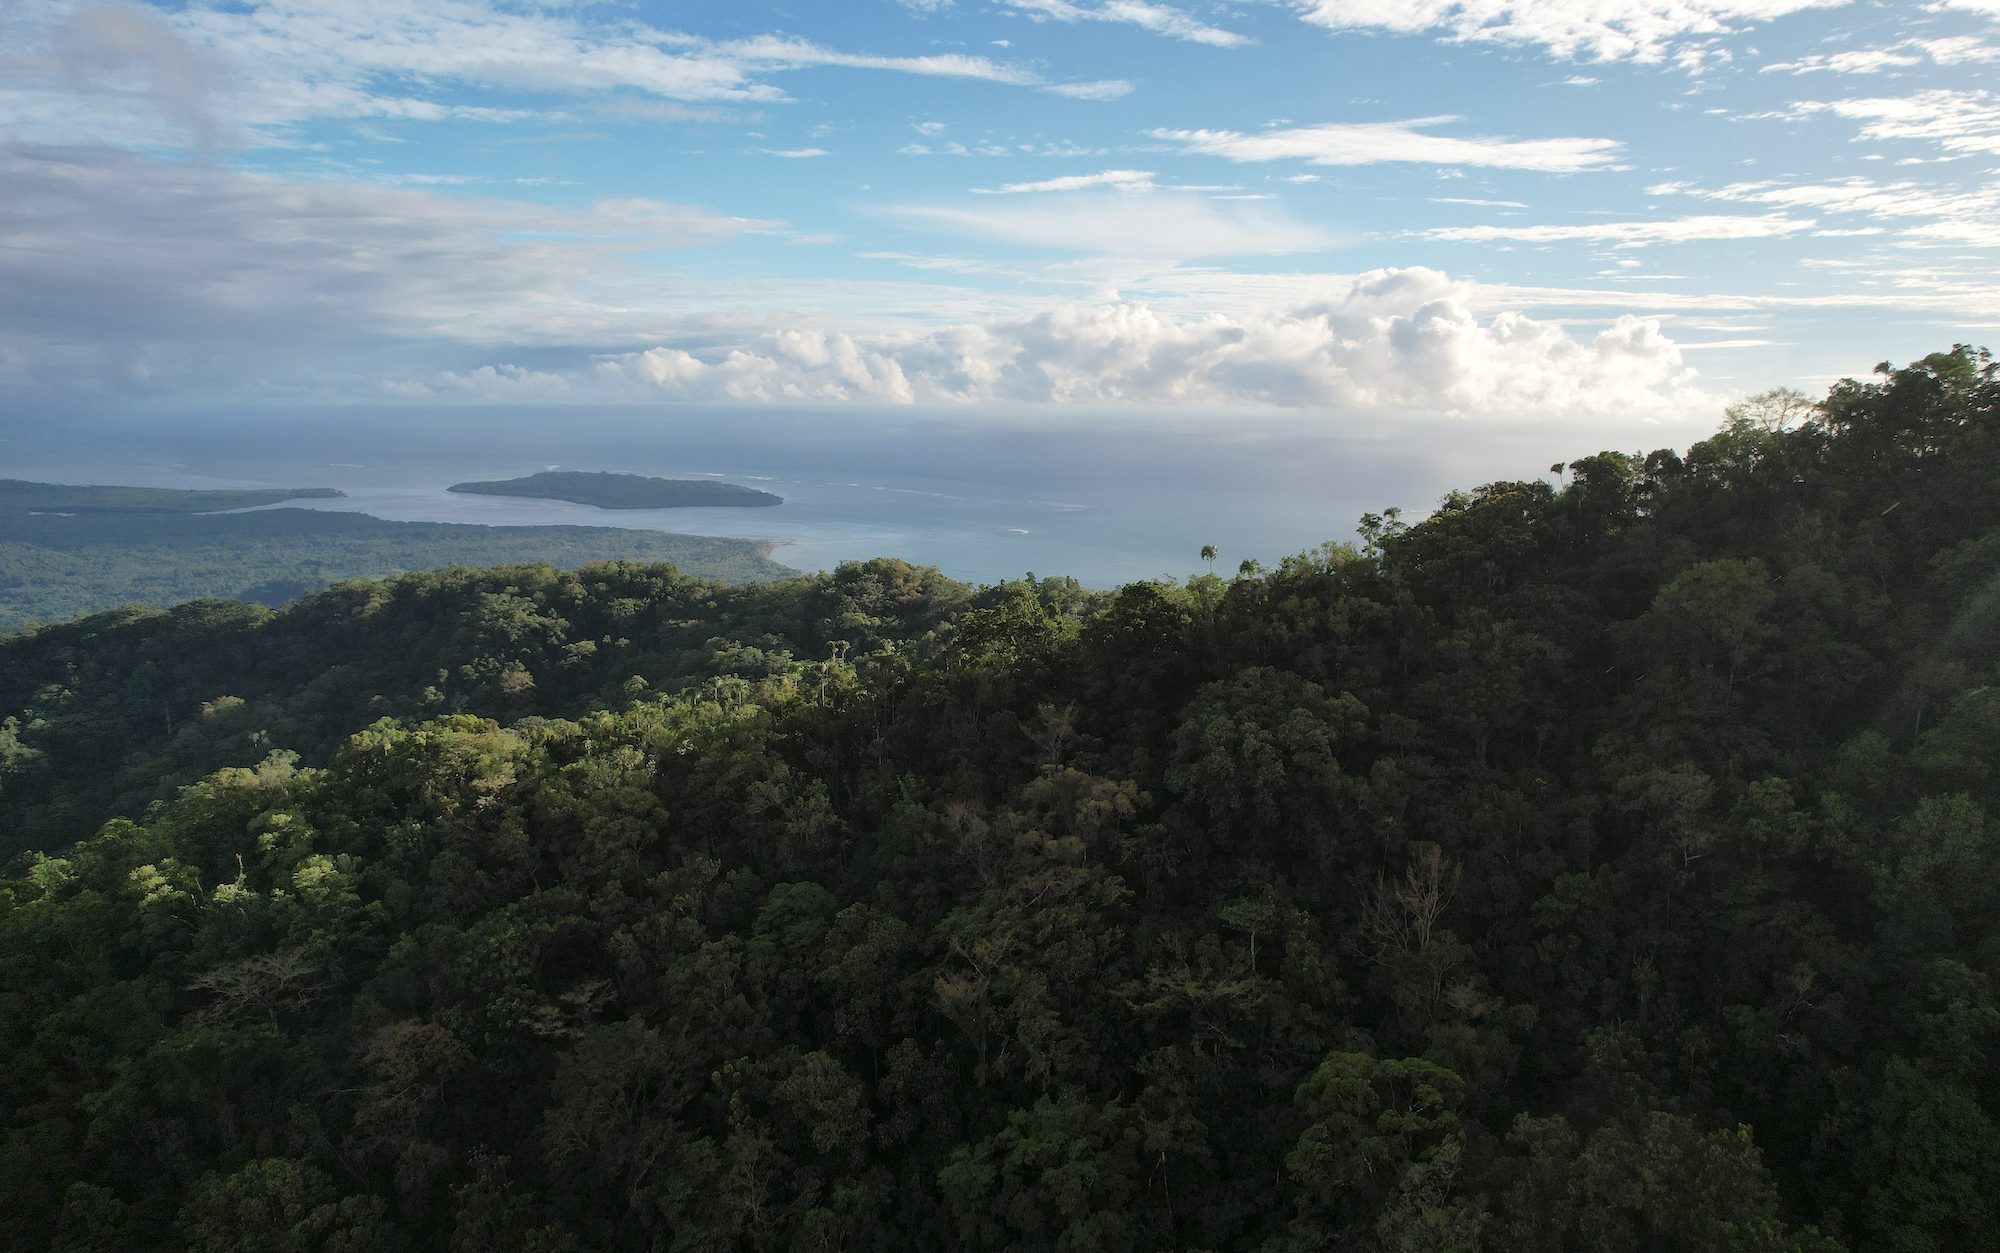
[2,405,1696,587]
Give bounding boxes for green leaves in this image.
[938,1096,1151,1253]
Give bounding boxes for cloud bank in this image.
[427,270,1715,420]
[0,142,1718,421]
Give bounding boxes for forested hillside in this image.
[3,348,1997,1252]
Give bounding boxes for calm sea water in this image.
[2,406,1690,587]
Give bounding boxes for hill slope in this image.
[3,349,1996,1253]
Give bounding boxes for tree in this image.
[1724,387,1816,433]
[1281,1051,1470,1245]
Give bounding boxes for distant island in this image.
[0,479,343,514]
[448,470,783,509]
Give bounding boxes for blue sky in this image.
[2,0,1997,426]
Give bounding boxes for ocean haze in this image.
[0,405,1705,587]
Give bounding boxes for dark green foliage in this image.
[0,507,794,630]
[447,471,783,508]
[4,348,1999,1251]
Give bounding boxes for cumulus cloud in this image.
[1289,0,1844,64]
[431,269,1718,419]
[597,332,920,404]
[1153,118,1623,172]
[1421,212,1817,245]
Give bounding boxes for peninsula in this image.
[0,479,343,514]
[447,470,782,509]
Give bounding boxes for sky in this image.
[2,0,1998,429]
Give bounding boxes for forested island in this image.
[3,348,1997,1252]
[448,470,784,508]
[0,508,793,630]
[0,479,343,514]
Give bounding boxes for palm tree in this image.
[1199,544,1217,568]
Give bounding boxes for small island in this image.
[447,470,782,509]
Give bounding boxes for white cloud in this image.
[1652,175,2000,243]
[718,34,1129,98]
[973,168,1157,193]
[0,0,1129,150]
[890,190,1336,256]
[1153,117,1623,172]
[643,298,1697,421]
[762,147,828,158]
[1762,48,1921,73]
[996,0,1252,47]
[1089,262,2000,323]
[1289,0,1846,64]
[594,333,919,404]
[1763,35,1998,73]
[1782,89,2000,158]
[1421,212,1815,245]
[1046,78,1137,100]
[455,268,1722,419]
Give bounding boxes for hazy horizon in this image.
[4,400,1720,585]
